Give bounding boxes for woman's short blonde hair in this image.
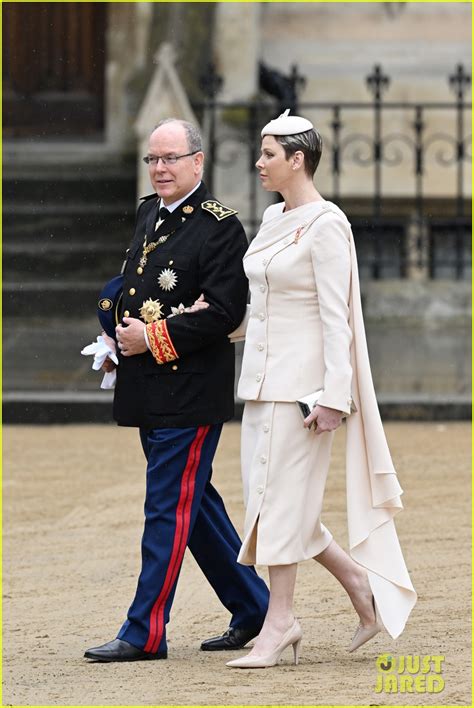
[276,129,323,177]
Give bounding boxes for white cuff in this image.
[144,326,151,351]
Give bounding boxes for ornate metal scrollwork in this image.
[339,134,374,168]
[422,133,458,167]
[381,133,416,168]
[193,62,471,279]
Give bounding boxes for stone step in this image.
[3,315,107,394]
[3,281,104,317]
[3,392,470,425]
[3,160,138,247]
[3,202,135,216]
[3,164,137,205]
[2,206,135,244]
[3,308,469,424]
[3,392,117,424]
[3,240,126,281]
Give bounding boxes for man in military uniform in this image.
[84,119,268,662]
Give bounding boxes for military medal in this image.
[158,268,177,291]
[139,298,164,323]
[139,232,173,270]
[169,303,186,317]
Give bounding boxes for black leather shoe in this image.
[200,626,261,651]
[84,638,167,662]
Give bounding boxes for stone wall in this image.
[259,2,471,198]
[212,3,471,199]
[105,2,216,154]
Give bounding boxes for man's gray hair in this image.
[155,118,203,153]
[276,128,323,177]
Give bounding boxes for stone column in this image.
[135,43,199,199]
[406,215,429,280]
[105,3,154,152]
[214,3,261,101]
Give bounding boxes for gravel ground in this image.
[2,421,471,706]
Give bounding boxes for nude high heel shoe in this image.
[349,596,382,653]
[226,619,303,668]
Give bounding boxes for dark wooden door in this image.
[3,2,106,137]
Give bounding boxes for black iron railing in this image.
[193,64,471,280]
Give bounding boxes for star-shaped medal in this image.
[158,268,178,291]
[139,298,164,323]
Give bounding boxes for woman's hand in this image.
[186,293,209,313]
[304,404,344,434]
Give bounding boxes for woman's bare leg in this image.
[314,539,376,627]
[248,563,298,656]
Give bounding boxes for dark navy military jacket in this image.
[113,182,248,428]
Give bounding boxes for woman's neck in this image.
[280,180,323,211]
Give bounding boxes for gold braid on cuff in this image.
[146,320,179,365]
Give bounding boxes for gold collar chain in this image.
[139,232,173,269]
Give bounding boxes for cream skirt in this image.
[238,400,334,566]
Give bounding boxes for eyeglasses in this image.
[142,151,199,166]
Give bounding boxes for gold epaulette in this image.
[201,200,238,221]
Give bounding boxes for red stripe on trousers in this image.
[144,425,210,653]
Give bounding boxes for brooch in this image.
[294,226,304,244]
[139,298,164,323]
[168,303,186,318]
[158,268,177,291]
[182,205,194,214]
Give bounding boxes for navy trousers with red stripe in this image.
[117,424,269,653]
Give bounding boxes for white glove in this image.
[81,335,118,389]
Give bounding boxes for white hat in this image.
[261,108,313,137]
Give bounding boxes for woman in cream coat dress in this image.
[225,111,416,669]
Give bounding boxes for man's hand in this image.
[116,317,148,356]
[304,404,344,435]
[100,331,118,372]
[102,358,117,372]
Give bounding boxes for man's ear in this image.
[194,151,204,174]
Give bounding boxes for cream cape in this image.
[251,201,417,639]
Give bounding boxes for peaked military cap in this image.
[97,274,123,338]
